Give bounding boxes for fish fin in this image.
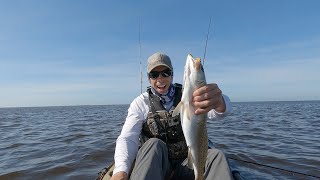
[187,148,194,169]
[184,103,192,121]
[172,102,183,117]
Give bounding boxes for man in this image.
[111,52,233,180]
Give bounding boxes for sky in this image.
[0,0,320,107]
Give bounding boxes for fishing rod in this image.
[227,156,320,179]
[202,16,212,66]
[139,19,142,94]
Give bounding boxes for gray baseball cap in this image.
[147,52,173,73]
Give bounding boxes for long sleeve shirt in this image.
[113,92,232,175]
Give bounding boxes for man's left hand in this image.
[193,83,226,115]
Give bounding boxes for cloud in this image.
[1,27,320,106]
[0,76,141,107]
[206,55,320,102]
[0,57,144,107]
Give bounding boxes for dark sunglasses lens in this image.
[161,70,172,77]
[149,70,172,79]
[149,71,159,79]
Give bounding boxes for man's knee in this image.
[135,138,169,166]
[140,138,167,152]
[207,149,227,161]
[144,137,165,146]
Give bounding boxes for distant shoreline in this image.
[232,100,320,103]
[1,100,320,109]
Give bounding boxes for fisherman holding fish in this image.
[110,52,233,180]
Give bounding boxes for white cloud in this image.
[1,33,320,107]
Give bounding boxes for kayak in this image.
[96,161,244,180]
[97,140,244,180]
[96,162,114,180]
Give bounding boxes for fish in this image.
[173,54,208,180]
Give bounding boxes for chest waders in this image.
[140,83,188,160]
[96,84,188,180]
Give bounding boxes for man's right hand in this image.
[110,171,128,180]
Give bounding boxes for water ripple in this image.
[1,102,319,179]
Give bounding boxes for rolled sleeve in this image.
[208,94,232,120]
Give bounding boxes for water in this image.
[0,101,319,180]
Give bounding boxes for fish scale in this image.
[173,54,208,180]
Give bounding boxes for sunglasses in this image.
[148,69,173,79]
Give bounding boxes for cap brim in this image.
[148,64,172,73]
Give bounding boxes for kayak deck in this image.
[96,162,244,180]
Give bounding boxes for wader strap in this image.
[172,83,182,108]
[148,89,165,130]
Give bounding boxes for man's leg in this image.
[130,138,171,180]
[172,149,233,180]
[204,149,233,180]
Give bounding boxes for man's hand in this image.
[110,171,128,180]
[193,83,226,115]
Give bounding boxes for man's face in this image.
[148,65,173,94]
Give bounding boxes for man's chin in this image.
[156,87,168,94]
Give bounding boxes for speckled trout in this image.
[173,54,208,180]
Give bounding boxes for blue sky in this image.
[1,0,320,107]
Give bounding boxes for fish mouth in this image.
[195,58,201,70]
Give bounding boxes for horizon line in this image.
[1,99,319,109]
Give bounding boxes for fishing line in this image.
[202,16,212,66]
[227,156,320,178]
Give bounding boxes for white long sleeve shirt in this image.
[113,92,232,175]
